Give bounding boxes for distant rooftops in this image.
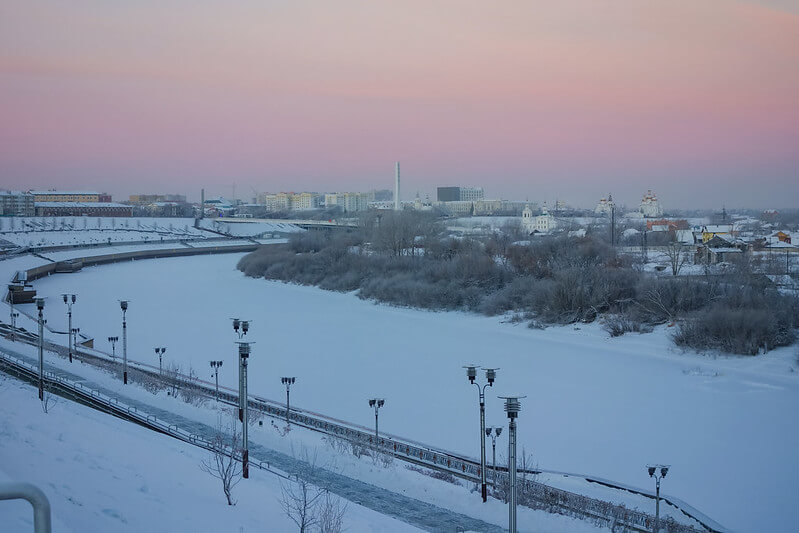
[35,202,127,208]
[30,191,101,195]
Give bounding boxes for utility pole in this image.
[120,301,128,384]
[9,286,18,342]
[36,298,45,401]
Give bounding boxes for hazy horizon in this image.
[2,1,798,210]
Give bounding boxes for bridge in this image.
[215,217,359,231]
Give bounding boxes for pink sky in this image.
[1,0,797,208]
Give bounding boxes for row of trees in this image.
[237,211,799,355]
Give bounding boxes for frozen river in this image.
[20,252,799,532]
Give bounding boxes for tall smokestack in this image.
[394,162,400,211]
[200,188,205,219]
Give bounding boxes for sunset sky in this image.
[1,1,797,208]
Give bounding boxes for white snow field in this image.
[0,217,209,248]
[14,252,799,532]
[0,375,420,533]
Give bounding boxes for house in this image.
[700,224,735,243]
[773,231,792,244]
[695,235,745,264]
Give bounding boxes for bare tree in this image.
[40,385,58,414]
[279,448,326,532]
[318,491,348,533]
[200,417,243,506]
[664,240,689,276]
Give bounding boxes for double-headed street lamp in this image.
[108,336,119,359]
[71,328,80,357]
[119,300,129,384]
[647,464,670,533]
[9,285,19,342]
[281,377,296,425]
[485,426,503,488]
[36,298,45,401]
[62,294,76,363]
[155,347,166,375]
[231,318,250,420]
[500,395,525,533]
[465,365,498,503]
[10,309,19,342]
[210,360,223,401]
[368,398,385,444]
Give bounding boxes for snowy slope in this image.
[0,376,420,533]
[14,253,799,532]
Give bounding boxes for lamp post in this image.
[71,328,80,357]
[155,347,166,375]
[210,360,223,401]
[647,464,670,533]
[9,285,18,342]
[36,298,45,401]
[107,336,118,359]
[368,398,385,445]
[485,426,503,488]
[231,318,250,421]
[237,342,251,479]
[500,395,525,533]
[61,294,76,363]
[120,301,128,384]
[465,365,498,503]
[281,377,296,425]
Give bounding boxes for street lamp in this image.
[281,377,296,425]
[119,300,129,384]
[231,318,250,420]
[237,342,252,479]
[500,395,525,533]
[210,360,223,401]
[647,464,670,533]
[368,398,385,445]
[108,336,119,359]
[71,328,80,358]
[155,347,166,375]
[8,284,19,342]
[36,298,45,401]
[485,426,503,488]
[465,365,498,502]
[62,294,76,363]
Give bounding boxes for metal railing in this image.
[0,483,52,533]
[0,343,717,532]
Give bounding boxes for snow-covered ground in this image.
[0,375,421,533]
[11,252,799,532]
[0,217,208,248]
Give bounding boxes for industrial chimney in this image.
[394,162,401,211]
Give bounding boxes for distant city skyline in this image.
[2,1,797,209]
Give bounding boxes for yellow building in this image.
[31,191,102,203]
[701,225,734,243]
